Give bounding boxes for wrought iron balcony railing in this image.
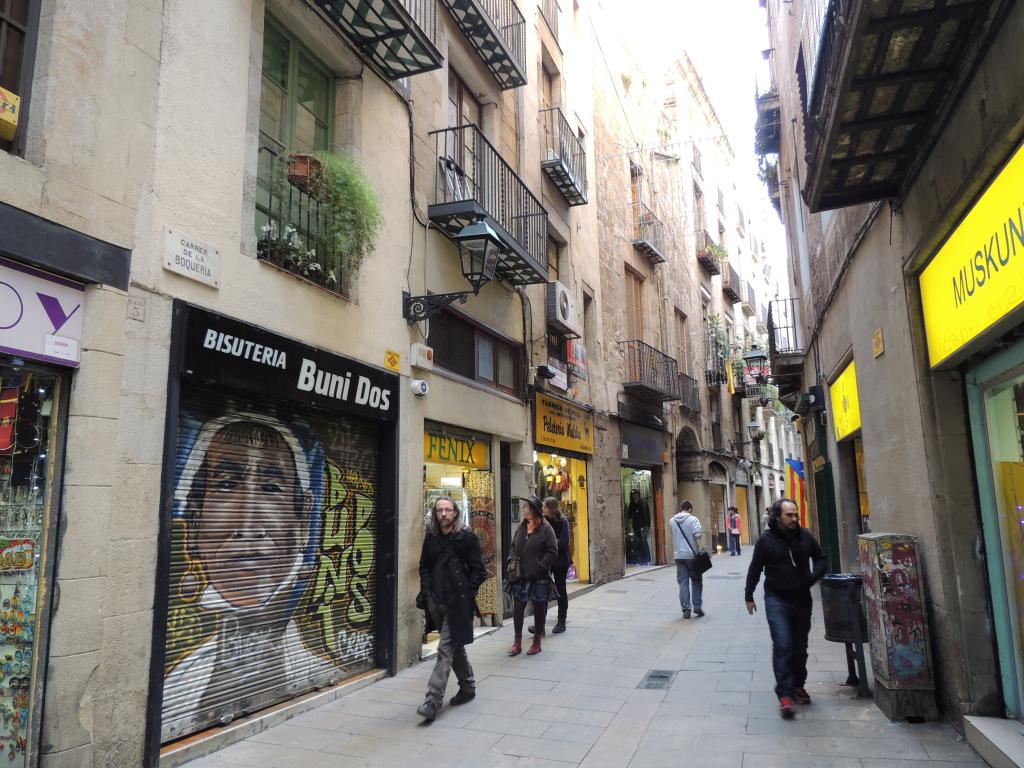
[754,85,780,156]
[722,262,741,304]
[802,0,1001,211]
[428,124,547,285]
[631,202,666,265]
[768,298,803,357]
[677,372,700,413]
[704,329,727,387]
[540,0,558,39]
[310,0,442,79]
[440,0,527,90]
[742,282,756,316]
[255,146,347,296]
[696,229,721,275]
[540,107,587,206]
[621,339,680,403]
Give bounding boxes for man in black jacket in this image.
[416,496,487,722]
[745,498,827,719]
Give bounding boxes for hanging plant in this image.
[707,242,728,262]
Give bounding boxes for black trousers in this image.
[552,562,569,623]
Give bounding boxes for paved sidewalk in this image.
[183,551,985,768]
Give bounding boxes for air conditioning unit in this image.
[546,281,581,337]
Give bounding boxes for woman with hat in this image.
[506,495,557,656]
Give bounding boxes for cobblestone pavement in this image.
[182,550,985,768]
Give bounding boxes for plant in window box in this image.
[258,222,306,268]
[706,242,728,263]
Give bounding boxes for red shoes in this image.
[779,696,797,719]
[508,635,522,656]
[526,636,542,655]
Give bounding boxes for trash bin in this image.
[819,573,867,643]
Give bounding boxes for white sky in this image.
[600,0,789,295]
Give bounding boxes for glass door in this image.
[968,346,1024,719]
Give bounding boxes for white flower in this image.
[261,221,279,240]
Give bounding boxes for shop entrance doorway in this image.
[621,468,655,569]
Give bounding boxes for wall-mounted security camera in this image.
[410,379,429,397]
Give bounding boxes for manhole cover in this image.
[637,670,676,690]
[605,589,627,593]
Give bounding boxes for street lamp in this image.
[402,216,502,323]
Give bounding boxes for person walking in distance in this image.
[670,501,705,619]
[506,496,557,656]
[416,496,488,722]
[745,498,827,719]
[533,497,571,634]
[727,506,742,556]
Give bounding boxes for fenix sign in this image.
[0,257,84,367]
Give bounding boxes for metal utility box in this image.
[858,533,938,721]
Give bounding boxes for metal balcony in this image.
[309,0,442,79]
[742,282,756,317]
[677,372,700,414]
[428,124,547,285]
[802,0,1007,212]
[756,304,768,334]
[704,329,727,388]
[768,298,805,400]
[540,107,587,206]
[696,229,721,275]
[440,0,527,90]
[621,340,680,403]
[722,262,741,304]
[755,86,780,156]
[631,202,666,264]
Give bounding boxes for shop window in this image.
[0,0,40,155]
[429,311,521,396]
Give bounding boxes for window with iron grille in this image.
[0,0,40,155]
[429,310,522,396]
[255,16,342,292]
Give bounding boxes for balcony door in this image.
[447,69,482,200]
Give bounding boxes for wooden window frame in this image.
[431,309,523,397]
[0,0,42,156]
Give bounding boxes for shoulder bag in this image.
[676,515,713,575]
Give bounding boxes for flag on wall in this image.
[785,458,808,527]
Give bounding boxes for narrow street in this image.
[183,553,982,768]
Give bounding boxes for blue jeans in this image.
[729,533,741,555]
[764,593,812,699]
[675,559,703,612]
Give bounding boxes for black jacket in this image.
[419,528,488,646]
[744,520,826,602]
[627,498,650,530]
[552,516,571,571]
[510,519,558,581]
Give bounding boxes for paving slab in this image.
[174,552,984,768]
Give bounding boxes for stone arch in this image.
[708,461,729,485]
[675,425,702,481]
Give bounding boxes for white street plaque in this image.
[163,227,220,288]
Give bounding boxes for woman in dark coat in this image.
[541,496,571,634]
[506,495,557,656]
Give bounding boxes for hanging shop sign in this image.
[183,306,398,423]
[829,360,862,442]
[0,257,84,367]
[546,357,568,390]
[567,340,587,380]
[920,141,1024,368]
[424,425,491,469]
[620,421,663,466]
[534,393,594,455]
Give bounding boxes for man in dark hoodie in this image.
[416,496,488,722]
[745,498,827,719]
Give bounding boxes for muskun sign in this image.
[920,141,1024,367]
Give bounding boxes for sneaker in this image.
[682,609,691,618]
[417,699,438,721]
[778,696,796,719]
[450,688,476,706]
[693,609,705,618]
[793,687,811,705]
[552,622,566,634]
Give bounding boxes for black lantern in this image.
[742,346,768,366]
[455,217,501,293]
[402,216,505,324]
[746,420,765,443]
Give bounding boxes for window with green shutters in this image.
[256,17,342,291]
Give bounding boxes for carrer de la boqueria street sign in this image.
[181,304,398,423]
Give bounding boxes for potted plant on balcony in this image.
[288,152,323,192]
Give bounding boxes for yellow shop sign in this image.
[829,360,861,442]
[535,394,594,455]
[0,87,19,142]
[920,141,1024,367]
[424,429,490,469]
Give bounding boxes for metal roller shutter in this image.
[160,387,379,742]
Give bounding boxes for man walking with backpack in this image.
[670,500,705,619]
[416,496,488,722]
[745,498,827,719]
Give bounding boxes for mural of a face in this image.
[192,424,311,608]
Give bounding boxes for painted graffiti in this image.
[161,395,378,742]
